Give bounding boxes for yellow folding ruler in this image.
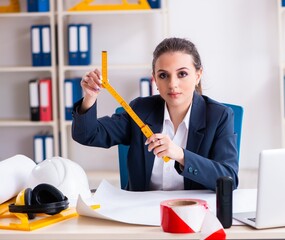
[0,0,20,13]
[0,208,77,231]
[101,51,170,162]
[0,202,100,231]
[68,0,151,11]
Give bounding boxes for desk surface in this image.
[0,186,283,239]
[0,215,285,240]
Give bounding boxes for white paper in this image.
[76,180,257,226]
[77,180,248,226]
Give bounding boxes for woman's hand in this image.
[80,69,102,113]
[145,133,184,165]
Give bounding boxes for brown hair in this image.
[152,37,203,95]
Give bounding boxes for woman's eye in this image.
[158,73,167,79]
[178,71,188,78]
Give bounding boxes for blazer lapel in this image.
[186,92,206,153]
[143,98,165,189]
[184,92,206,190]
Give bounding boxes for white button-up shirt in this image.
[149,103,191,190]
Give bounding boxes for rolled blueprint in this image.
[0,155,36,204]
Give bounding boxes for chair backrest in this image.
[116,103,244,189]
[115,107,130,189]
[223,103,244,160]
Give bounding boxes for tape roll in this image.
[160,199,208,233]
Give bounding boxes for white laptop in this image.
[233,148,285,229]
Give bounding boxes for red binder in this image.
[39,78,52,121]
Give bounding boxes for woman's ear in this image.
[152,75,157,86]
[195,68,203,85]
[151,75,159,92]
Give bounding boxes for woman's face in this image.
[153,51,202,112]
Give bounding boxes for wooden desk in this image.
[0,215,285,240]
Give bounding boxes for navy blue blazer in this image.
[72,91,239,191]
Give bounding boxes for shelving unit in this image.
[278,0,285,146]
[0,0,59,160]
[56,0,169,171]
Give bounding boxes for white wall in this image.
[167,0,281,169]
[69,0,281,171]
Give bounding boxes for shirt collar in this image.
[163,103,192,131]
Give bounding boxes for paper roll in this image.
[160,199,208,233]
[0,155,36,204]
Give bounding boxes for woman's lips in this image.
[168,92,181,98]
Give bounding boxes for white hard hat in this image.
[26,157,91,200]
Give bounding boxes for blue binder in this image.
[64,78,83,120]
[140,78,152,97]
[78,24,91,65]
[27,0,38,12]
[41,25,51,66]
[44,133,54,159]
[31,25,42,66]
[33,132,54,163]
[33,133,45,163]
[38,0,50,12]
[68,24,79,65]
[147,0,161,9]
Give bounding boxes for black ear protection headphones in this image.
[9,183,69,219]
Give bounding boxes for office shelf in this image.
[56,0,169,171]
[0,0,168,168]
[0,66,53,72]
[0,120,56,127]
[0,12,52,17]
[0,0,59,160]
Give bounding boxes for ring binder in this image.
[68,24,79,65]
[41,25,51,66]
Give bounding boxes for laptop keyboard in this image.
[248,217,256,222]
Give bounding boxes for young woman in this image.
[72,37,239,191]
